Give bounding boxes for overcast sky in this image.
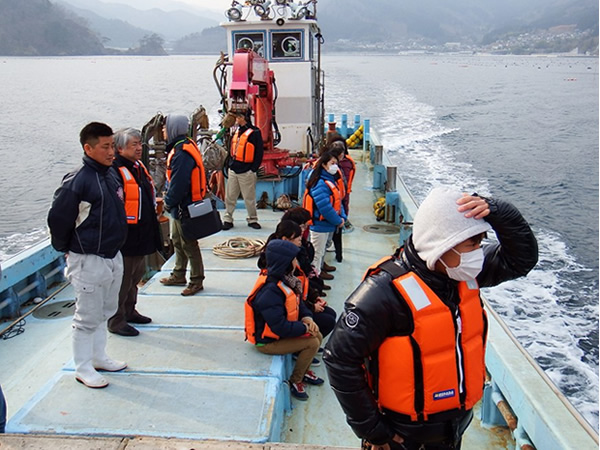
[114,0,234,14]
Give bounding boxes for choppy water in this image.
[0,54,598,429]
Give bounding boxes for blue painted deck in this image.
[1,148,597,449]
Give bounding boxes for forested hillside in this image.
[0,0,104,56]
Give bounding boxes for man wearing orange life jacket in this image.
[159,115,207,297]
[109,128,162,337]
[222,110,264,230]
[324,186,538,450]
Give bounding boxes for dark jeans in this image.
[313,305,337,338]
[0,384,6,433]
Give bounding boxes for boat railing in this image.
[0,239,66,320]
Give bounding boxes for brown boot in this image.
[181,283,204,296]
[322,262,336,272]
[160,274,187,286]
[320,271,334,281]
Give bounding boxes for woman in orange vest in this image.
[246,239,324,401]
[324,186,538,449]
[302,152,346,278]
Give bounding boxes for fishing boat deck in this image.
[0,152,514,449]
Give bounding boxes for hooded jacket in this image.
[323,196,538,446]
[48,155,127,258]
[163,114,203,220]
[251,240,313,344]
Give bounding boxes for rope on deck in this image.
[212,237,266,259]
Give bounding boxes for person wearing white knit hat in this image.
[412,186,492,279]
[325,186,538,450]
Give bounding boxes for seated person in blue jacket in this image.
[245,239,324,401]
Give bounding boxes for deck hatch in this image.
[32,300,75,320]
[363,224,400,235]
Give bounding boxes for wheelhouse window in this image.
[233,32,265,57]
[271,31,303,60]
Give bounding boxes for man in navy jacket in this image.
[48,122,128,389]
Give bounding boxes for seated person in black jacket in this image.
[247,239,325,401]
[257,220,337,339]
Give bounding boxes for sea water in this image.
[0,54,597,429]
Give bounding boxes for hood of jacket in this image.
[165,115,189,144]
[265,239,300,280]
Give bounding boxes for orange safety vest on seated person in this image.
[118,162,155,225]
[230,128,256,163]
[166,139,207,202]
[302,179,343,225]
[369,261,487,421]
[244,274,300,344]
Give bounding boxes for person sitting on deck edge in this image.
[245,239,325,401]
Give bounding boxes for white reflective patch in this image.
[466,279,479,290]
[399,276,431,311]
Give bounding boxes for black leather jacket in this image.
[323,197,538,446]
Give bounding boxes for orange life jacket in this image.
[118,162,155,225]
[166,139,207,202]
[245,274,300,344]
[302,179,343,225]
[346,155,356,193]
[366,257,487,421]
[336,169,346,199]
[230,128,256,163]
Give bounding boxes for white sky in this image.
[115,0,234,14]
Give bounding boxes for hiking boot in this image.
[321,284,331,291]
[342,221,354,234]
[181,283,204,296]
[322,262,336,272]
[290,381,309,400]
[303,370,325,386]
[160,274,187,286]
[320,271,334,281]
[248,222,262,229]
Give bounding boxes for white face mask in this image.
[327,163,339,175]
[440,248,484,281]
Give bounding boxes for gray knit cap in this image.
[412,186,492,270]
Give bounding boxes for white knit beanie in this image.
[412,186,492,270]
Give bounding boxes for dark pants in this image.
[0,384,6,433]
[108,255,145,331]
[378,410,473,450]
[313,306,337,339]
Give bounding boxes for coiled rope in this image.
[212,237,266,259]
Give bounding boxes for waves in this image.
[324,54,599,429]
